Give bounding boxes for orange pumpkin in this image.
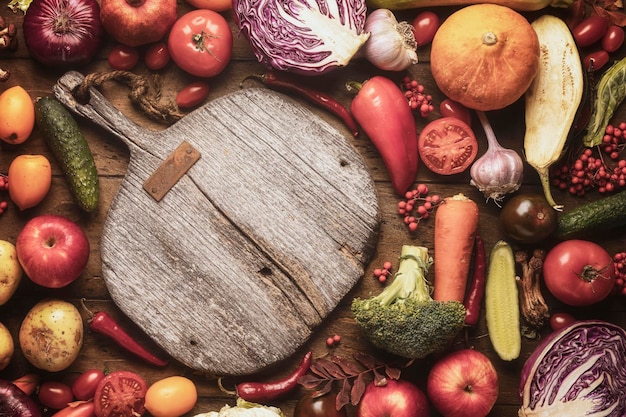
[430,4,540,111]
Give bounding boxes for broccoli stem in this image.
[373,246,433,306]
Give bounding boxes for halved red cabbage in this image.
[519,320,626,416]
[233,0,370,75]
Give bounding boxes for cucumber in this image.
[34,97,99,212]
[556,190,626,239]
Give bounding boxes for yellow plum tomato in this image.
[143,376,197,417]
[8,154,52,211]
[19,299,83,372]
[0,86,35,145]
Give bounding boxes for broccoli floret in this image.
[352,245,466,359]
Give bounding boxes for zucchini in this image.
[556,190,626,239]
[366,0,572,11]
[485,240,521,361]
[34,97,99,212]
[524,15,584,212]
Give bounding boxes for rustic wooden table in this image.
[0,1,625,416]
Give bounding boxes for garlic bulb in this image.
[363,9,418,71]
[470,111,524,204]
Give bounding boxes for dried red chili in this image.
[347,76,418,195]
[242,73,360,138]
[233,351,312,403]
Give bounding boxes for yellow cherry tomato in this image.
[185,0,232,11]
[0,86,35,145]
[8,154,52,210]
[144,376,197,417]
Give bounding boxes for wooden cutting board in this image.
[52,71,381,376]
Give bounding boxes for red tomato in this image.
[176,81,210,108]
[294,392,347,417]
[543,240,615,307]
[94,371,147,417]
[418,117,478,175]
[108,45,139,70]
[583,50,610,72]
[145,42,170,71]
[39,381,74,410]
[549,312,576,331]
[439,98,472,126]
[412,11,439,47]
[572,15,609,47]
[168,9,233,78]
[72,369,105,401]
[601,25,625,53]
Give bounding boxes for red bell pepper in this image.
[349,76,418,195]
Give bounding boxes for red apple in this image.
[358,378,430,417]
[100,0,177,47]
[427,349,498,417]
[16,214,90,289]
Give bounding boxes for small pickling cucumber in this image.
[485,240,521,361]
[34,97,99,212]
[556,190,626,240]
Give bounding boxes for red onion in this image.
[0,379,41,417]
[23,0,104,67]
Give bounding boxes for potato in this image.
[0,322,14,371]
[19,299,83,372]
[0,240,22,305]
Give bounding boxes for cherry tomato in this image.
[176,82,210,108]
[412,11,439,47]
[184,0,232,11]
[94,371,147,417]
[294,392,347,417]
[418,117,478,175]
[601,25,625,53]
[0,85,35,145]
[583,49,610,72]
[52,401,96,417]
[144,376,197,417]
[145,42,170,71]
[8,154,52,211]
[168,9,233,78]
[108,44,139,70]
[549,312,576,331]
[543,240,615,307]
[38,381,74,410]
[439,98,472,126]
[72,369,105,401]
[499,193,558,244]
[572,15,609,48]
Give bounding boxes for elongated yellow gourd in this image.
[367,0,572,11]
[485,240,520,361]
[524,15,584,211]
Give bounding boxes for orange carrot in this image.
[433,193,479,303]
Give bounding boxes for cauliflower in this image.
[194,399,285,417]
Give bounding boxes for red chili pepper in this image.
[464,234,486,327]
[12,373,39,396]
[347,76,418,195]
[235,351,312,402]
[88,310,168,367]
[242,72,360,138]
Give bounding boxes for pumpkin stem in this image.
[481,32,498,46]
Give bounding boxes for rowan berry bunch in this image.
[372,261,392,284]
[551,122,626,196]
[0,174,8,216]
[401,76,434,118]
[397,183,441,232]
[613,252,626,296]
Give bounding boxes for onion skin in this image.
[23,0,104,67]
[0,379,42,417]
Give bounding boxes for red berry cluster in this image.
[326,334,341,348]
[0,174,8,215]
[613,252,626,296]
[402,76,434,118]
[373,261,393,284]
[397,184,441,232]
[551,123,626,196]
